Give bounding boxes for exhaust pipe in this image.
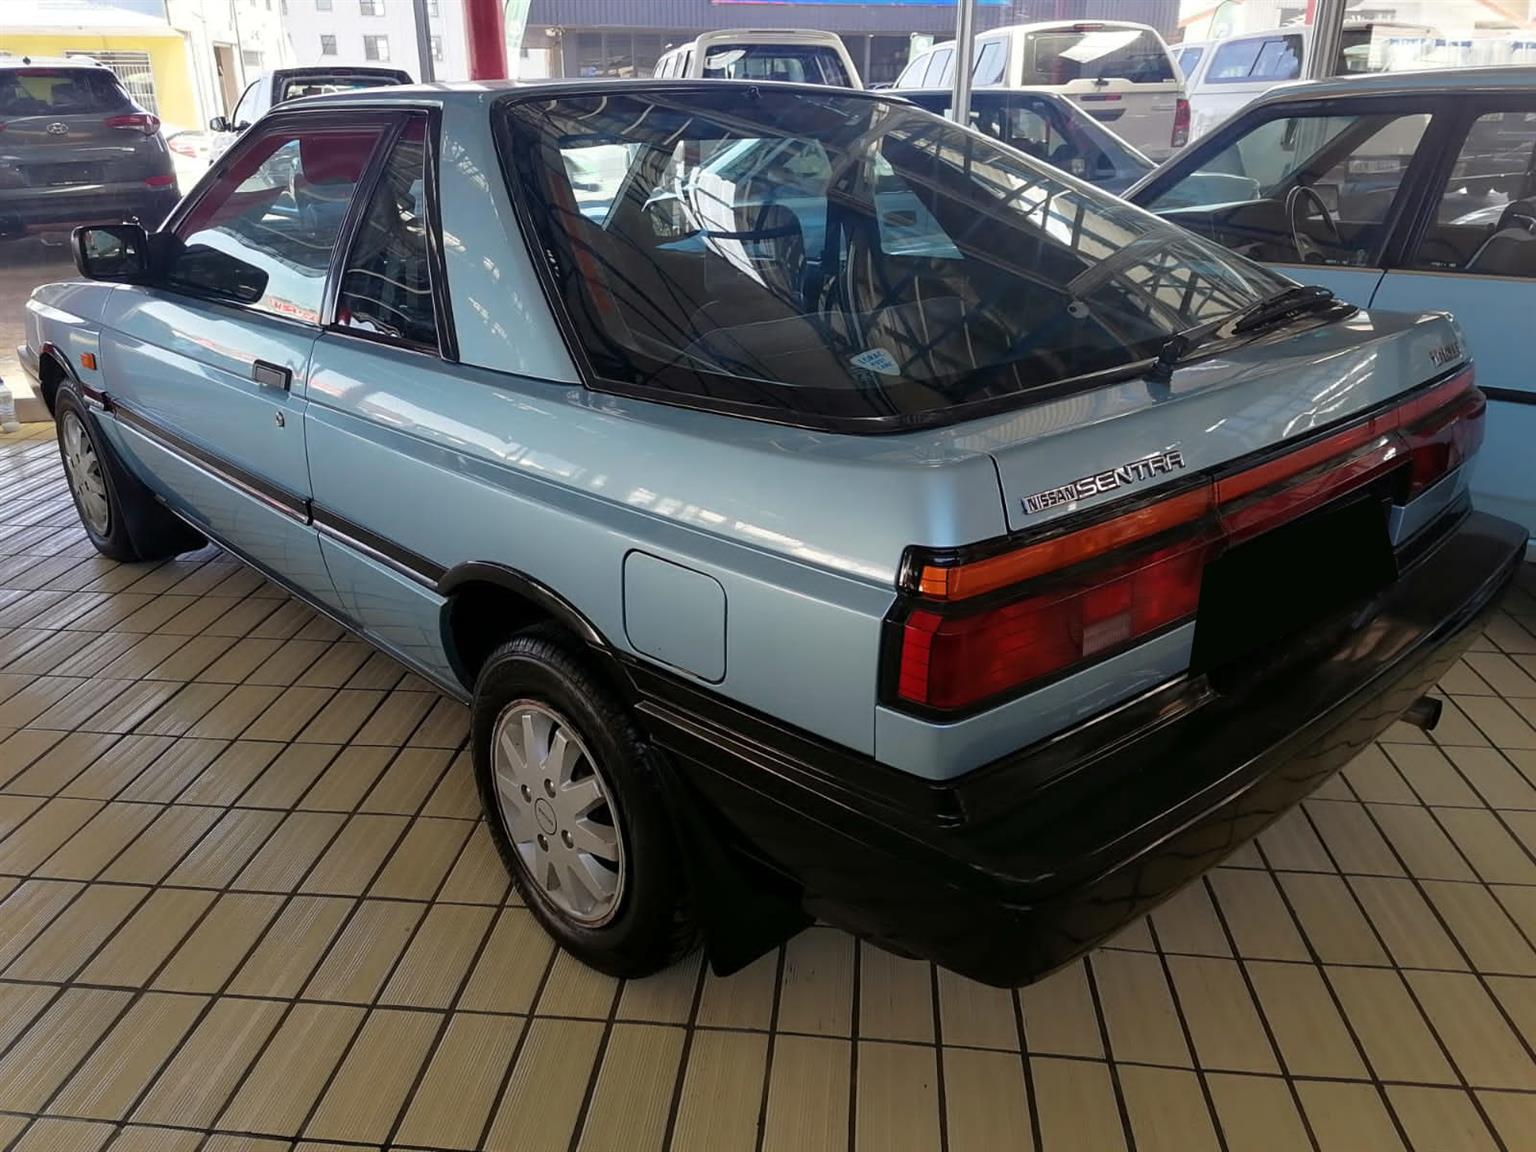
[1401,695,1443,732]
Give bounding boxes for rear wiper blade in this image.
[1146,284,1341,384]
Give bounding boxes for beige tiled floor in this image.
[2,420,1536,1151]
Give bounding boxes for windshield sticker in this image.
[849,348,901,376]
[1021,450,1186,516]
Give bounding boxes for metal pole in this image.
[949,0,976,126]
[465,0,508,80]
[1306,0,1349,80]
[412,0,435,83]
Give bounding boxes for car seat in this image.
[1467,197,1536,278]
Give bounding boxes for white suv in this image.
[655,29,861,88]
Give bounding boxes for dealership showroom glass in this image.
[1,1,1536,1150]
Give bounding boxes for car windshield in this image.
[499,88,1285,428]
[1026,28,1175,84]
[0,69,128,115]
[279,75,401,101]
[698,44,851,87]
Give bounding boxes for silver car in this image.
[21,80,1525,985]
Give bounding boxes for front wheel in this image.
[56,394,137,561]
[471,628,698,977]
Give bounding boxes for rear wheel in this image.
[471,628,698,976]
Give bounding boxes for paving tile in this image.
[1477,1090,1536,1151]
[360,746,453,814]
[0,986,133,1112]
[99,805,221,885]
[1326,966,1458,1085]
[1277,871,1390,966]
[303,1006,441,1143]
[1091,949,1190,1067]
[299,812,408,895]
[695,949,778,1032]
[1370,804,1478,881]
[4,882,147,981]
[854,1040,940,1152]
[1206,1073,1312,1152]
[858,943,934,1044]
[50,991,208,1120]
[616,952,702,1025]
[1421,878,1536,975]
[394,1011,523,1150]
[227,894,354,998]
[0,877,84,967]
[217,1001,365,1136]
[1348,875,1468,970]
[1246,959,1367,1079]
[1385,1085,1499,1152]
[776,926,855,1037]
[575,1021,686,1152]
[232,810,346,892]
[1166,955,1277,1073]
[33,801,160,880]
[1030,1056,1126,1152]
[302,899,425,1005]
[1405,969,1536,1090]
[1436,807,1536,884]
[78,887,216,987]
[9,1118,116,1152]
[1151,879,1233,955]
[761,1034,851,1152]
[484,1017,605,1151]
[131,997,287,1127]
[1117,1064,1221,1152]
[152,891,284,994]
[298,745,394,812]
[379,901,493,1009]
[1207,868,1311,960]
[669,1028,770,1152]
[459,906,555,1015]
[1297,1080,1405,1152]
[937,965,1019,1051]
[1305,799,1403,875]
[537,949,621,1019]
[367,816,470,899]
[164,808,283,888]
[1018,957,1103,1058]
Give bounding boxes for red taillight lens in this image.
[1172,98,1191,148]
[143,173,175,188]
[105,113,160,136]
[892,366,1483,713]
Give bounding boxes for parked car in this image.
[1128,66,1536,543]
[0,56,177,242]
[20,80,1523,985]
[895,20,1189,160]
[900,87,1152,194]
[1173,38,1212,80]
[1181,22,1434,141]
[164,127,215,189]
[655,29,860,87]
[209,65,413,156]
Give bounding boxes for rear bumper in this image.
[0,186,177,238]
[640,508,1527,986]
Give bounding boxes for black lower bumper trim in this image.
[639,509,1528,986]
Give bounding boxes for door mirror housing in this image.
[209,115,230,132]
[71,224,152,283]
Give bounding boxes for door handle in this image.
[252,360,291,391]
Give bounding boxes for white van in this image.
[655,29,862,88]
[1182,22,1435,141]
[894,21,1188,160]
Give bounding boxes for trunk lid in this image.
[968,308,1466,534]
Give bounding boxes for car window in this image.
[280,75,403,102]
[973,40,1006,86]
[338,117,438,347]
[167,124,384,322]
[1205,37,1268,83]
[895,51,931,88]
[923,47,954,87]
[501,89,1286,428]
[231,81,260,127]
[1146,110,1431,266]
[700,43,851,87]
[1025,28,1175,85]
[958,94,1142,186]
[1250,36,1303,81]
[0,69,128,114]
[1175,46,1205,78]
[1408,106,1536,278]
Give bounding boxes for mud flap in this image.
[84,403,206,558]
[655,760,811,976]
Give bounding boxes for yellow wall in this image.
[0,33,197,128]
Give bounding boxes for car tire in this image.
[54,388,203,563]
[471,627,699,977]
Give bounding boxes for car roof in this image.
[985,20,1160,36]
[287,77,890,110]
[1243,64,1536,105]
[0,56,113,72]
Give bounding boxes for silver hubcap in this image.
[61,411,110,536]
[492,700,625,926]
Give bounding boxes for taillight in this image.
[143,173,175,188]
[104,113,160,136]
[1172,98,1191,148]
[888,366,1483,713]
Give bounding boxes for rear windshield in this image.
[1026,28,1176,85]
[499,88,1282,430]
[279,75,403,102]
[699,44,851,87]
[0,69,128,115]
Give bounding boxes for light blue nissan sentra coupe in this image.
[17,80,1526,985]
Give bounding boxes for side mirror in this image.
[71,224,151,283]
[209,115,230,132]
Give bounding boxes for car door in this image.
[1371,94,1536,538]
[96,110,393,603]
[1131,95,1447,307]
[300,114,462,683]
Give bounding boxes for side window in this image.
[1206,37,1264,82]
[895,51,929,88]
[924,47,954,88]
[337,118,439,348]
[1148,110,1432,266]
[973,40,1005,86]
[167,124,384,322]
[1251,36,1303,81]
[1408,107,1536,277]
[231,81,260,127]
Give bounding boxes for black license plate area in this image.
[1191,495,1397,674]
[30,163,102,187]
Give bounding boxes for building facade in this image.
[523,0,1179,85]
[0,0,288,130]
[280,0,470,81]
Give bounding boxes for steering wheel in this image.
[1285,185,1343,264]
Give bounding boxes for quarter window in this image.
[167,124,384,323]
[338,118,440,348]
[973,40,1005,86]
[922,47,954,87]
[1408,107,1536,278]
